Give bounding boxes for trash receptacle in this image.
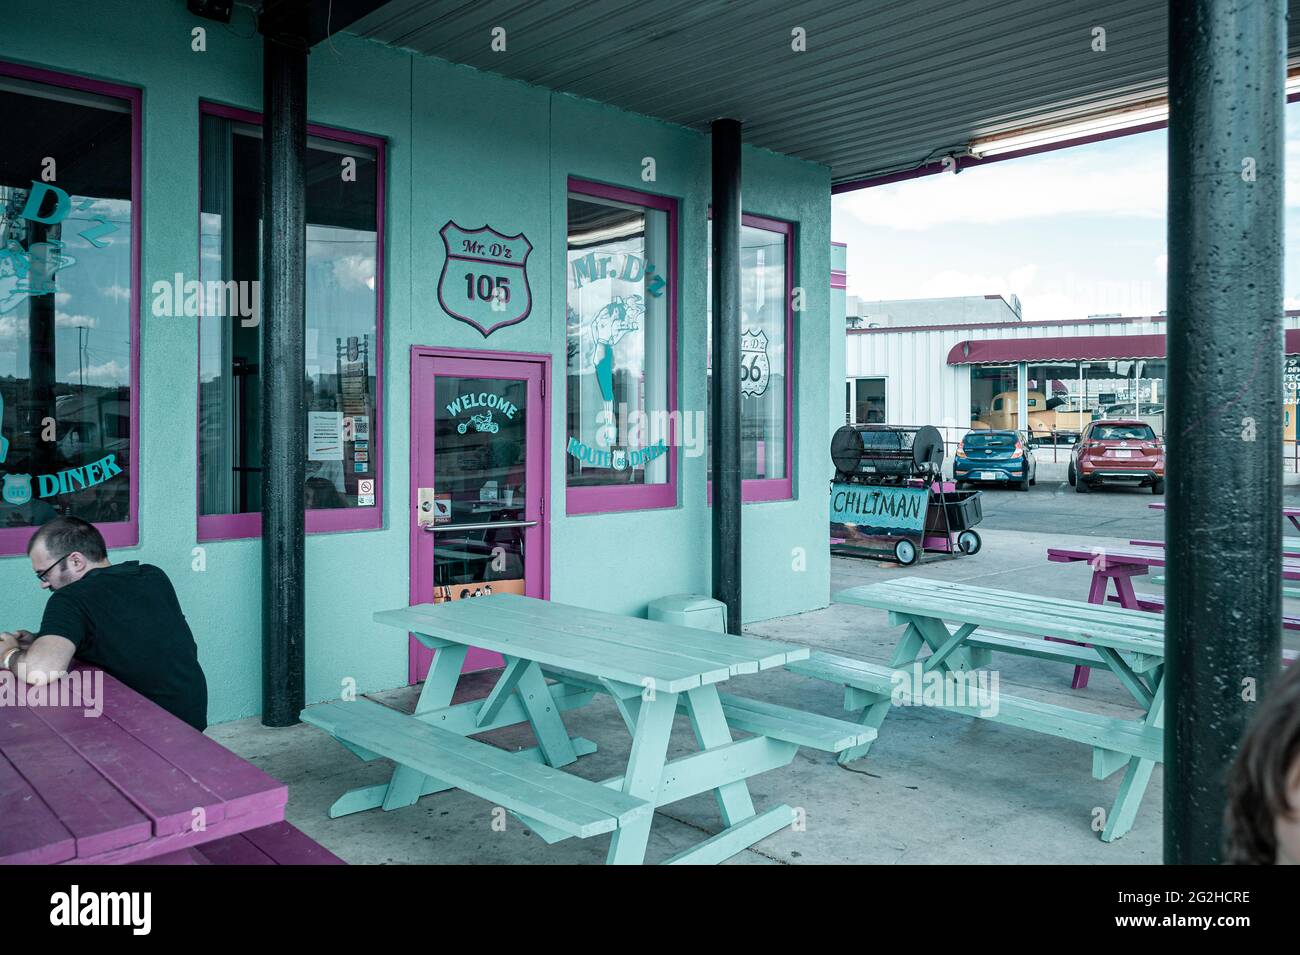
[647,594,727,633]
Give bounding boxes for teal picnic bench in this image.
[301,594,873,865]
[787,578,1167,842]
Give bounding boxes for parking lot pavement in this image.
[967,475,1300,539]
[969,478,1166,538]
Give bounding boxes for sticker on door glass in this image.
[357,478,375,507]
[343,414,369,442]
[445,391,517,434]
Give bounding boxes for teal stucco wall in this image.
[0,0,833,724]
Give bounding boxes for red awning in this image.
[947,330,1300,365]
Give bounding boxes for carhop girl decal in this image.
[588,295,644,402]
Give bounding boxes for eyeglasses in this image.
[35,553,71,582]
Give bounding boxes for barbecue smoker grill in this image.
[830,424,984,565]
[831,424,945,483]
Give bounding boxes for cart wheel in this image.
[957,530,981,555]
[894,539,918,565]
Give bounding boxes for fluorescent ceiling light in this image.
[969,72,1300,159]
[568,221,644,247]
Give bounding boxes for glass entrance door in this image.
[410,351,547,682]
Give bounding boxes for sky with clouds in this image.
[832,102,1300,321]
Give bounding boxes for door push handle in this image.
[424,520,538,532]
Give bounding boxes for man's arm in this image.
[0,631,76,685]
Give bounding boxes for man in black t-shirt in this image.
[0,516,208,732]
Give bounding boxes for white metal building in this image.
[845,312,1300,439]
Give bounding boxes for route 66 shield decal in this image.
[741,329,771,398]
[438,221,533,337]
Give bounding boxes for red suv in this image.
[1069,419,1165,494]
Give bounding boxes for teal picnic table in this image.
[301,593,873,865]
[787,577,1166,842]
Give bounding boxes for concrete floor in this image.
[208,496,1296,864]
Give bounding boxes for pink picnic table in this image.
[1046,545,1300,688]
[0,667,288,865]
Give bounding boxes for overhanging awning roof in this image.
[948,331,1300,365]
[344,0,1300,186]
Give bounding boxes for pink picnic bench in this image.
[0,667,338,865]
[143,821,344,865]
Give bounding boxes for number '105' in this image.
[464,273,510,302]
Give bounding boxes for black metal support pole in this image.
[711,119,743,634]
[1165,0,1285,862]
[259,5,309,726]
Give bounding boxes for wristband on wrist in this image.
[1,647,19,671]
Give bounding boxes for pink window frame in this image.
[707,211,797,504]
[196,101,386,542]
[565,177,679,516]
[0,61,142,558]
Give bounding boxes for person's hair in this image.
[26,515,108,563]
[1224,662,1300,864]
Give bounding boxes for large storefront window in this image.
[707,214,794,501]
[565,179,677,514]
[969,364,1019,433]
[198,106,383,539]
[1075,359,1167,436]
[1015,359,1168,443]
[0,66,138,554]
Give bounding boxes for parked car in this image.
[954,429,1036,491]
[1068,419,1165,494]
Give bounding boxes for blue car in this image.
[954,430,1036,491]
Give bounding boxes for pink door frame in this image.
[408,346,552,684]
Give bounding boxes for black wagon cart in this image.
[829,424,984,566]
